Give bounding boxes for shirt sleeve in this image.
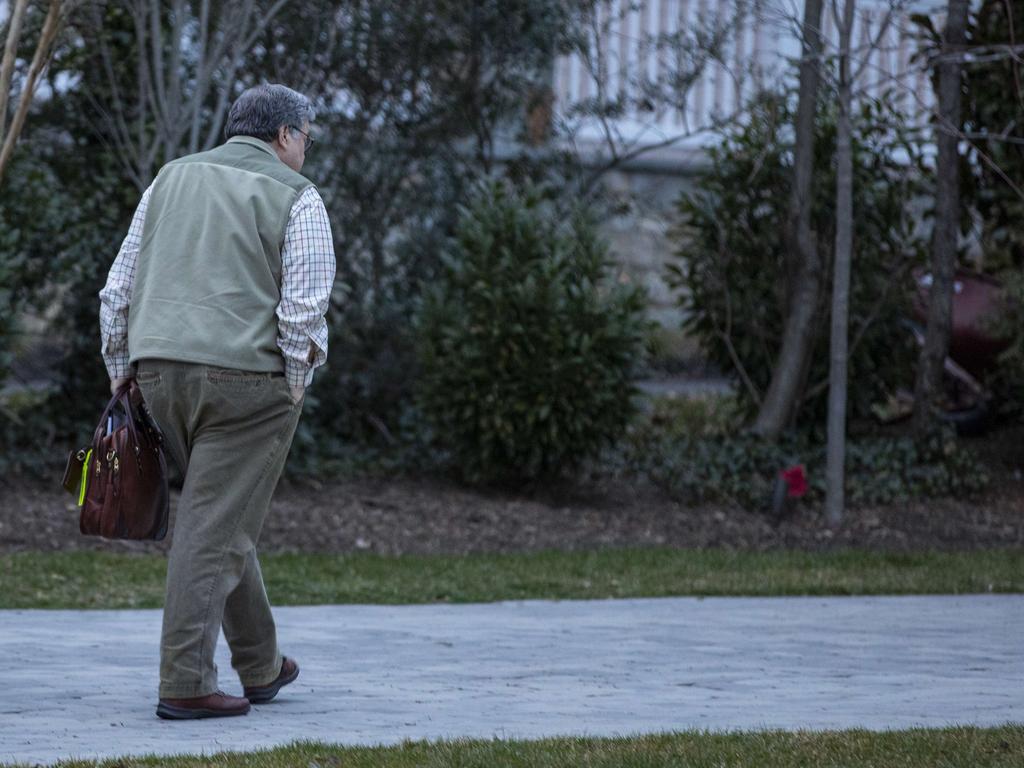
[276,186,336,388]
[98,184,153,380]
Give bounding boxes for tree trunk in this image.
[912,0,969,439]
[752,0,825,438]
[825,0,856,526]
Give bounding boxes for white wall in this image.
[551,0,947,163]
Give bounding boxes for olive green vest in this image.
[127,136,313,372]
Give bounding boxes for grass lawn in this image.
[1,547,1021,609]
[13,727,1023,768]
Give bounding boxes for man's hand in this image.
[110,376,133,395]
[289,385,305,405]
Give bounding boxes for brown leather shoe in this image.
[156,689,251,720]
[243,656,299,704]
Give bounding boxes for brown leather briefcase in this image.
[64,380,170,540]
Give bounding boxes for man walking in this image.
[98,84,336,720]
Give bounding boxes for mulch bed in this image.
[3,468,1022,556]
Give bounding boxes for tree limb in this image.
[0,0,30,141]
[0,0,64,187]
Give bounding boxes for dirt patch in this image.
[3,468,1021,556]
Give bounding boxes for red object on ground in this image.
[780,465,808,498]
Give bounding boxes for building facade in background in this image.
[543,0,942,334]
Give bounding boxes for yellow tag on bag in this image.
[78,448,93,506]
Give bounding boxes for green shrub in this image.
[957,0,1024,272]
[0,385,62,475]
[0,139,134,476]
[625,416,989,510]
[667,88,928,428]
[413,177,651,486]
[0,152,69,387]
[2,0,583,481]
[941,1,1024,416]
[641,393,743,439]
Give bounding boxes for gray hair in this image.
[224,84,316,143]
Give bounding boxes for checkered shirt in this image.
[99,184,336,388]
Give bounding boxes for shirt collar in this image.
[226,135,279,158]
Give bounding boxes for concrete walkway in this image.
[1,595,1022,765]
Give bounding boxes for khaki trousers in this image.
[136,359,302,699]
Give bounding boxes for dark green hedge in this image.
[413,178,651,486]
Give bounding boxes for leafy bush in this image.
[0,152,69,386]
[0,136,134,476]
[910,0,1024,274]
[0,386,63,475]
[2,0,583,480]
[625,408,989,510]
[639,392,743,439]
[667,89,929,428]
[413,177,651,486]
[257,0,587,477]
[938,1,1024,417]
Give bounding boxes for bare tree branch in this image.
[81,0,292,190]
[559,0,746,197]
[0,0,30,139]
[0,0,69,187]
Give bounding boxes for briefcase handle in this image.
[91,380,143,449]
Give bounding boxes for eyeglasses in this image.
[290,125,314,151]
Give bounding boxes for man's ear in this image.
[276,125,289,145]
